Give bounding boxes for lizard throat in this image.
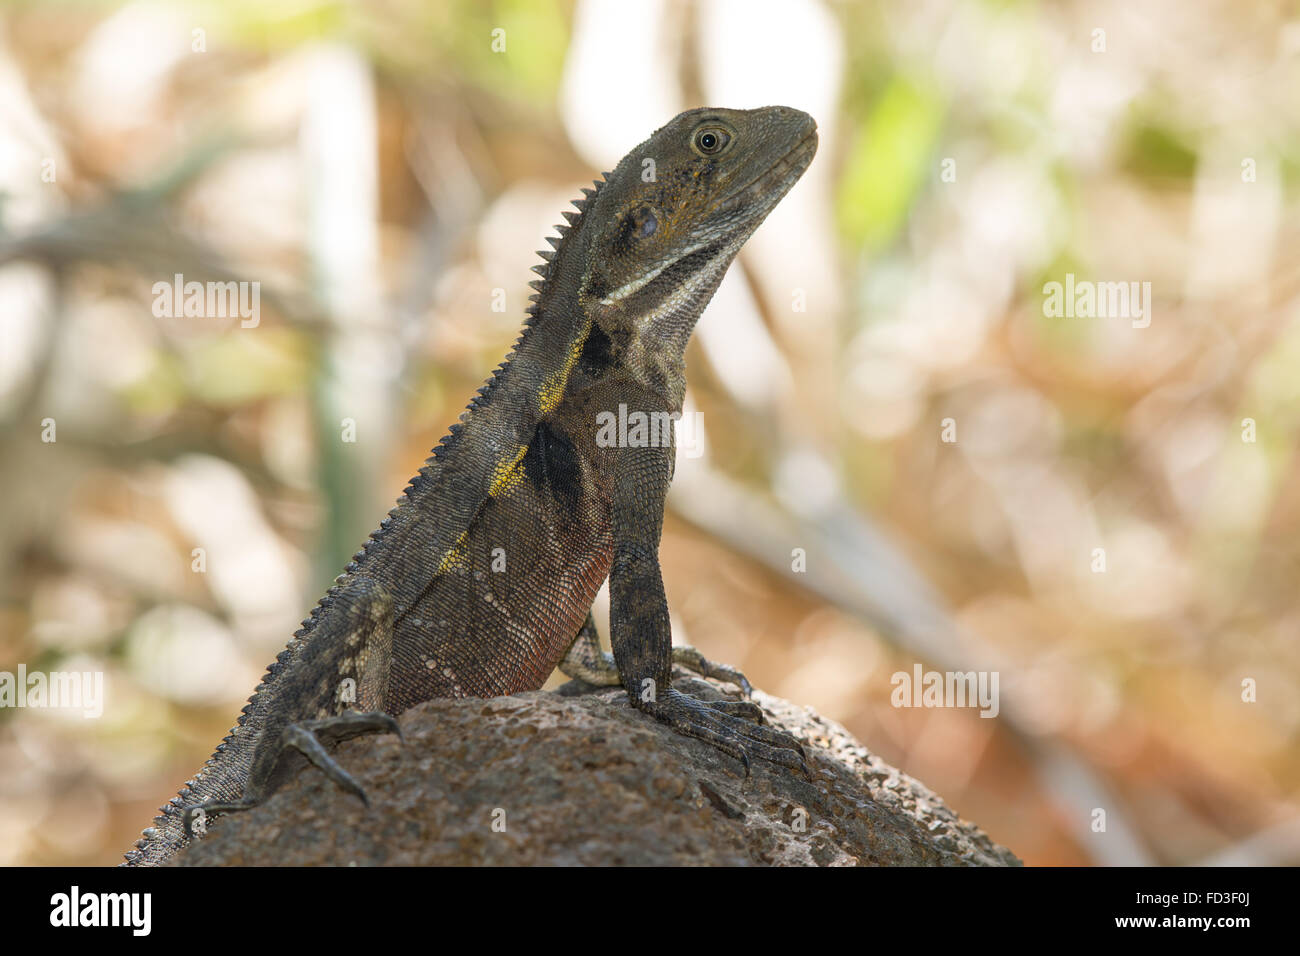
[597,237,713,305]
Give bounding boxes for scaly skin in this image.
[125,105,817,865]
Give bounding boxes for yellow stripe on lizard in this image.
[488,445,529,497]
[538,330,587,414]
[435,530,469,573]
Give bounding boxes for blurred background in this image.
[1,0,1298,866]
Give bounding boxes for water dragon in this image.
[125,105,818,865]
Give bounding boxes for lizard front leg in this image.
[559,610,754,695]
[607,440,805,773]
[185,576,401,835]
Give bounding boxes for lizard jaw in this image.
[718,125,819,219]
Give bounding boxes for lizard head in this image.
[579,105,817,345]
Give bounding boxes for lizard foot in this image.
[277,710,403,806]
[670,645,753,696]
[560,618,754,696]
[183,710,401,836]
[640,688,806,775]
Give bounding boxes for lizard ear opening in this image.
[614,206,659,252]
[635,208,658,238]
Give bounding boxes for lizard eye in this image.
[693,126,731,156]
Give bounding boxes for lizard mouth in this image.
[719,127,819,215]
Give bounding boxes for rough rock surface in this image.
[173,676,1020,866]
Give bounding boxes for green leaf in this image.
[838,77,945,249]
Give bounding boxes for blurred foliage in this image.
[837,76,945,250]
[1120,112,1198,182]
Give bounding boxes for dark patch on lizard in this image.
[523,421,583,517]
[585,272,609,302]
[611,205,660,257]
[577,323,617,378]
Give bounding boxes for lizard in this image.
[124,104,818,865]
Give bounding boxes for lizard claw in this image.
[284,710,402,805]
[284,723,372,805]
[639,688,806,774]
[670,646,754,696]
[181,709,401,837]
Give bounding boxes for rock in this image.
[173,677,1020,866]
